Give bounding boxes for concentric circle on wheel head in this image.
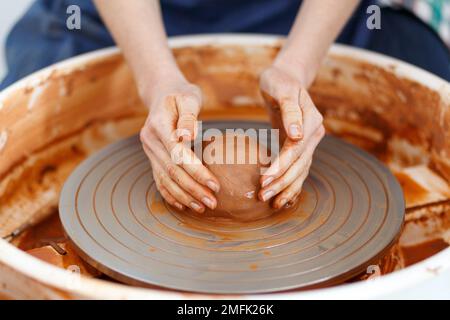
[59,121,404,294]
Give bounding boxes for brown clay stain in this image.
[401,239,449,267]
[394,171,429,206]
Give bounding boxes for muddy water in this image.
[15,214,65,251]
[401,239,449,266]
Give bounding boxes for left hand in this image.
[258,64,325,209]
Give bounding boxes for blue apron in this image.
[1,0,449,89]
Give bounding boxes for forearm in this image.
[276,0,360,87]
[94,0,183,97]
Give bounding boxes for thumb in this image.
[260,70,303,141]
[279,90,303,141]
[175,93,201,141]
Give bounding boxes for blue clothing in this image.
[1,0,449,89]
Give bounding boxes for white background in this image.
[0,0,33,80]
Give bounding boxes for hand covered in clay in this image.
[139,76,220,213]
[259,64,325,209]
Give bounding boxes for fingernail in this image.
[177,128,192,140]
[261,176,274,188]
[174,202,184,210]
[289,124,301,138]
[207,180,220,193]
[202,197,216,209]
[190,201,204,213]
[262,190,275,202]
[285,201,294,209]
[278,198,288,208]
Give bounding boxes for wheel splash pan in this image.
[0,35,448,299]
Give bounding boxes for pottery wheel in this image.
[59,121,404,294]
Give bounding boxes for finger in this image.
[165,163,217,210]
[153,160,205,213]
[158,133,221,193]
[299,89,324,138]
[272,159,312,209]
[261,139,306,187]
[259,69,303,140]
[159,185,185,211]
[141,147,185,211]
[280,96,303,140]
[176,91,201,141]
[175,149,221,194]
[259,128,323,201]
[261,107,324,185]
[142,101,221,194]
[143,141,217,209]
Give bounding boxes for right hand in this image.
[139,75,220,213]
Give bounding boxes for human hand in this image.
[259,64,325,209]
[139,75,220,213]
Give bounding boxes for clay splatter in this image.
[0,130,7,152]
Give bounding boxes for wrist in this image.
[136,63,186,105]
[273,50,317,88]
